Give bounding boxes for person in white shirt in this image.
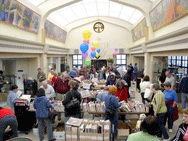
[40,81,55,100]
[140,75,151,104]
[117,65,124,77]
[165,71,175,89]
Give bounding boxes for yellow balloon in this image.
[82,29,92,41]
[93,41,99,49]
[96,53,99,57]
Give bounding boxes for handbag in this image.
[66,91,80,109]
[105,96,116,118]
[49,106,57,120]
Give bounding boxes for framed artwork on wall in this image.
[0,0,41,33]
[44,20,67,43]
[150,0,188,31]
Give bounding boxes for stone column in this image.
[144,52,152,80]
[0,60,2,70]
[56,57,61,73]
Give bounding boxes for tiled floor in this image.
[0,88,186,141]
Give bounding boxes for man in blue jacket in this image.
[106,75,117,86]
[180,71,188,109]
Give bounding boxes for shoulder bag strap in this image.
[69,90,75,100]
[119,89,123,99]
[108,96,113,109]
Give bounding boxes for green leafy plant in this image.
[107,58,114,64]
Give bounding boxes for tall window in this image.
[168,56,188,78]
[72,55,83,70]
[116,54,127,69]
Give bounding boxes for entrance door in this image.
[91,60,107,70]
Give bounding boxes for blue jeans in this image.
[0,115,18,140]
[164,104,174,129]
[38,118,53,141]
[182,92,188,109]
[133,73,137,81]
[156,113,169,139]
[105,113,118,141]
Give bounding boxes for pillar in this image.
[57,57,61,73]
[144,52,152,80]
[42,29,46,43]
[0,60,2,70]
[41,53,48,76]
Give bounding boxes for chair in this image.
[6,137,33,141]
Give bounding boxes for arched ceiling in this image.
[27,0,156,28]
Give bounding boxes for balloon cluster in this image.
[90,41,100,59]
[114,48,118,56]
[80,29,102,66]
[80,30,91,59]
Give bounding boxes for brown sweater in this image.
[53,78,70,94]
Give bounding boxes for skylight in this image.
[27,0,46,6]
[150,0,155,2]
[46,0,144,26]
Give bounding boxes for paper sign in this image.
[92,78,98,82]
[81,90,91,98]
[83,82,91,89]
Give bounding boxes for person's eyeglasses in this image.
[183,115,188,118]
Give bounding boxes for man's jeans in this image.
[182,92,188,109]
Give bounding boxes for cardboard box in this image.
[66,125,72,141]
[53,131,65,139]
[66,118,83,141]
[33,127,39,136]
[118,129,129,137]
[72,126,78,141]
[104,120,111,141]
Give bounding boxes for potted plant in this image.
[107,58,114,64]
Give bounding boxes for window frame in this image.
[72,54,83,70]
[116,54,127,69]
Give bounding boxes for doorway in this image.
[91,60,107,71]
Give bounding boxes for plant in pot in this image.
[107,58,114,64]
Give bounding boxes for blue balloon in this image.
[97,48,101,53]
[80,43,89,53]
[91,51,96,58]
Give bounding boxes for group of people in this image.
[1,63,188,141]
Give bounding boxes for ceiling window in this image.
[26,0,46,6]
[48,0,143,27]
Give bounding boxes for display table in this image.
[88,111,149,120]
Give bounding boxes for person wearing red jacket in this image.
[0,105,18,140]
[51,73,59,86]
[115,80,128,102]
[54,74,70,101]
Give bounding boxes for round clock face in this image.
[93,22,104,33]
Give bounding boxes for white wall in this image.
[66,20,133,59]
[28,58,38,80]
[133,37,146,46]
[46,38,65,47]
[0,22,38,42]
